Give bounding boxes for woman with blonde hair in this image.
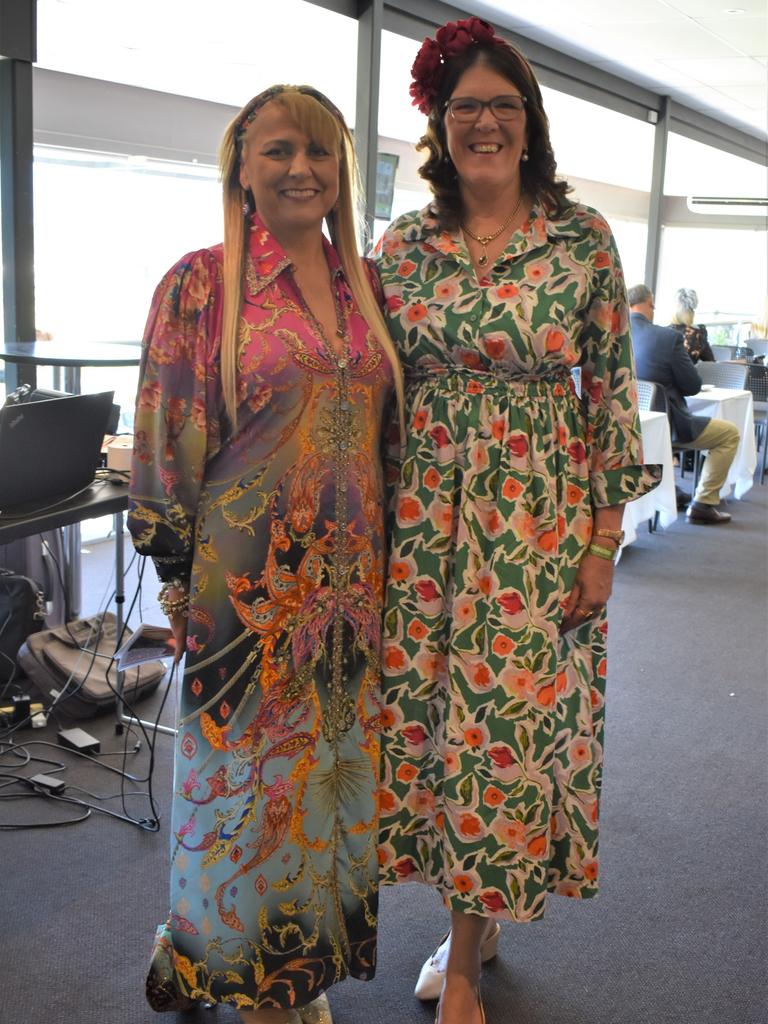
[669,287,714,363]
[129,84,402,1024]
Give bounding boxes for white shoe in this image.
[414,922,501,1001]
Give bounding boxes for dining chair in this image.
[648,383,701,493]
[636,379,658,412]
[746,364,768,484]
[696,361,749,390]
[741,337,768,360]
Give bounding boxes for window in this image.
[542,87,655,193]
[34,146,221,347]
[656,224,767,334]
[374,30,434,243]
[608,219,648,293]
[36,0,358,119]
[664,132,767,199]
[658,134,767,333]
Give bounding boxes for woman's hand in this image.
[560,552,615,634]
[167,609,188,664]
[158,580,189,663]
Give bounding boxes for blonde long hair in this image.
[219,85,404,433]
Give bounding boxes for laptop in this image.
[0,390,115,515]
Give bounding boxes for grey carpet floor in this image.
[2,482,766,1024]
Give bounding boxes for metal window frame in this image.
[1,0,36,387]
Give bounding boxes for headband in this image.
[235,84,347,144]
[410,17,511,116]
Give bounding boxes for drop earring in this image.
[521,149,529,162]
[242,200,250,215]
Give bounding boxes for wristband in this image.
[587,542,617,562]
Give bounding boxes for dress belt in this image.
[405,364,576,397]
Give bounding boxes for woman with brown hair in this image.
[375,18,658,1024]
[129,84,402,1024]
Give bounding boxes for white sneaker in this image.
[413,922,501,1001]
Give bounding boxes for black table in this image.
[0,341,142,393]
[0,479,129,544]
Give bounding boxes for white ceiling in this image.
[474,0,768,137]
[35,0,767,141]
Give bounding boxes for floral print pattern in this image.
[128,216,392,1009]
[374,202,658,922]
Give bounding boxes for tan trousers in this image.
[678,417,740,505]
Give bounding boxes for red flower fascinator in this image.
[409,17,510,115]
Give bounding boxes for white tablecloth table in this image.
[686,387,756,499]
[621,410,677,549]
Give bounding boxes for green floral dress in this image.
[374,202,659,922]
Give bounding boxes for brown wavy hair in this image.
[418,45,572,230]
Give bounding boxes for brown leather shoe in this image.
[686,502,732,524]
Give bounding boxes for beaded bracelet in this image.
[158,577,190,618]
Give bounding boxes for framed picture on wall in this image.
[375,153,399,221]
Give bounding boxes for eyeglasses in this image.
[445,95,526,122]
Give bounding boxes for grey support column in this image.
[355,0,383,249]
[644,96,670,295]
[0,0,36,388]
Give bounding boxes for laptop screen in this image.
[0,390,115,514]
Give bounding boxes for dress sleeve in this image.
[127,249,223,582]
[579,221,661,507]
[363,257,385,308]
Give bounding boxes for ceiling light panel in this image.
[666,0,764,16]
[660,55,768,83]
[696,16,768,54]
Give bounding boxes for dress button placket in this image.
[326,347,356,744]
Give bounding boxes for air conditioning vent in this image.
[687,196,768,215]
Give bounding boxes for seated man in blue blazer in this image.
[628,284,739,524]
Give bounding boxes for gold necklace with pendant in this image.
[462,194,524,267]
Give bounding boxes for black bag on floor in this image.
[0,568,47,683]
[0,531,67,628]
[18,612,166,717]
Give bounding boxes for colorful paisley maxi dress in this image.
[128,215,391,1010]
[374,202,659,923]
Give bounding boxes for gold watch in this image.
[594,527,625,546]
